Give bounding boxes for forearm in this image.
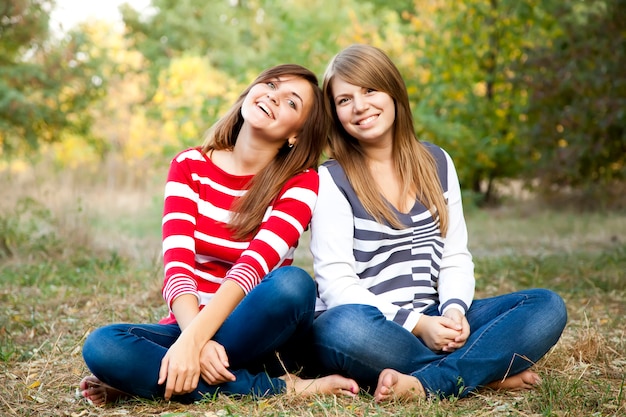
[171,294,200,331]
[438,152,475,313]
[180,280,245,346]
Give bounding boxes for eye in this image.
[365,88,376,94]
[336,97,350,105]
[267,81,276,89]
[287,99,296,109]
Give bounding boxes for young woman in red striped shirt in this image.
[79,64,359,405]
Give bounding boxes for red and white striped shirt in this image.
[159,147,319,325]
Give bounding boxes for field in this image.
[1,164,624,416]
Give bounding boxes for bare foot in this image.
[281,374,359,397]
[78,375,128,406]
[373,369,425,403]
[486,369,542,391]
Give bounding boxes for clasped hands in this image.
[158,339,235,400]
[412,308,470,353]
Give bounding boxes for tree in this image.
[0,0,105,158]
[395,0,560,203]
[520,0,626,192]
[121,0,245,96]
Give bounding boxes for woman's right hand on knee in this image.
[199,340,236,385]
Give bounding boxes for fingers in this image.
[160,356,200,400]
[164,369,200,400]
[201,361,236,385]
[158,356,169,386]
[200,341,236,385]
[440,315,463,331]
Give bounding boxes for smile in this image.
[257,102,274,119]
[356,115,378,125]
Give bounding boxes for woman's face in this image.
[241,75,314,144]
[331,76,396,148]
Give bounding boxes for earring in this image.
[288,142,294,148]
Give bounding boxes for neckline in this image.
[203,148,254,180]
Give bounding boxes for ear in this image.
[288,137,297,147]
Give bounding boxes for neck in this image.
[225,125,279,176]
[363,143,393,168]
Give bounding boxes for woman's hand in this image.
[199,340,236,385]
[441,308,470,352]
[412,312,469,352]
[158,336,202,400]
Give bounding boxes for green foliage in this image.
[116,0,626,203]
[3,0,623,202]
[0,0,107,158]
[398,0,561,203]
[519,0,626,189]
[474,243,626,295]
[121,0,368,88]
[0,197,60,260]
[121,0,264,96]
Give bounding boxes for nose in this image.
[352,94,368,113]
[266,92,278,105]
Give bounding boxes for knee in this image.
[82,324,126,373]
[313,304,382,347]
[267,266,316,307]
[531,288,568,330]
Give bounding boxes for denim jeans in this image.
[82,266,316,402]
[311,288,567,398]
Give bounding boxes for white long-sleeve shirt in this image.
[311,143,475,332]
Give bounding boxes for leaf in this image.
[27,380,41,389]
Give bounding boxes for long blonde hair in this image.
[201,64,327,239]
[323,44,448,236]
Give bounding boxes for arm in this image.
[161,150,203,322]
[311,166,422,332]
[224,169,318,293]
[436,150,475,317]
[431,150,474,351]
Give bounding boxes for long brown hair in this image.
[322,44,449,236]
[201,64,327,239]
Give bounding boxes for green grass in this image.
[0,174,625,416]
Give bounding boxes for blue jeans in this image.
[311,288,567,398]
[82,266,315,402]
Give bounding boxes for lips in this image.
[356,114,378,126]
[257,102,274,119]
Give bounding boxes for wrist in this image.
[411,316,424,337]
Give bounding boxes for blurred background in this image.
[3,0,624,207]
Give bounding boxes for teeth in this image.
[358,115,377,125]
[258,103,273,118]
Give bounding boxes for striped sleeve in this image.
[436,150,475,315]
[161,150,202,308]
[224,169,319,293]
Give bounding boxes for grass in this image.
[0,163,625,416]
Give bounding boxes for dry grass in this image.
[1,163,625,416]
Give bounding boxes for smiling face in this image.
[331,76,396,148]
[241,76,314,144]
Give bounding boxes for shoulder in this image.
[281,168,320,193]
[319,159,348,185]
[421,142,449,163]
[170,147,206,168]
[421,142,455,189]
[173,147,204,161]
